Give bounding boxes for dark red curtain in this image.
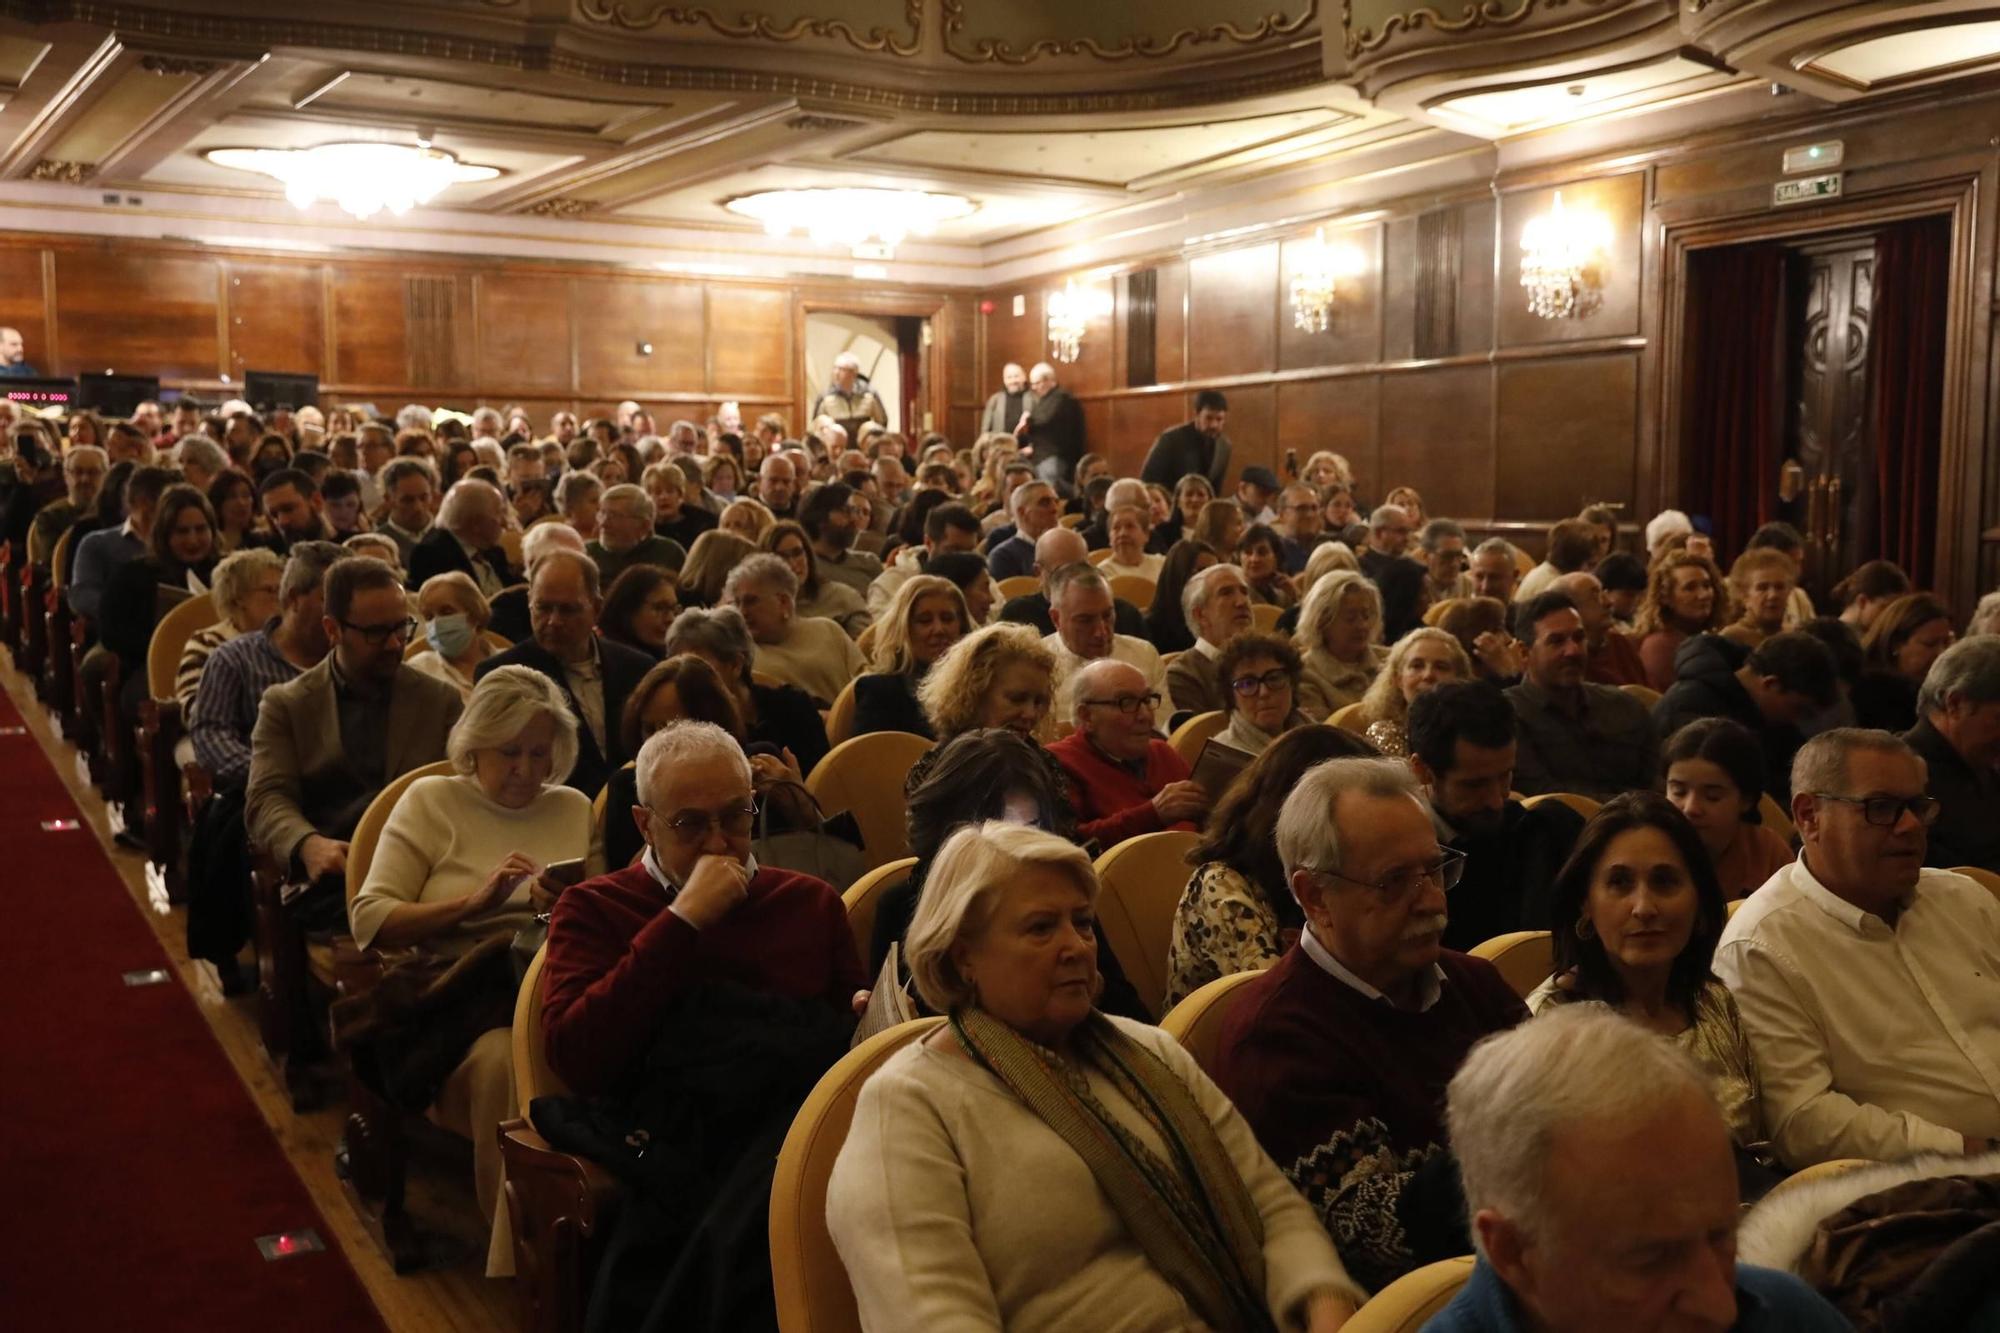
[1681,243,1789,560]
[1869,215,1951,587]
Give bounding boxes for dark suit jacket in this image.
[1140,422,1232,490]
[999,590,1146,639]
[1907,717,2000,872]
[475,635,655,797]
[407,527,518,592]
[1023,386,1086,475]
[851,672,933,740]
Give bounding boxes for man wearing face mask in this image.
[1406,682,1583,950]
[540,721,868,1097]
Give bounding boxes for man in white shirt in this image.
[1042,563,1165,716]
[726,552,863,707]
[1715,726,2000,1167]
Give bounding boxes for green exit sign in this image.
[1774,173,1842,207]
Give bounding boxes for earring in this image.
[1574,919,1595,941]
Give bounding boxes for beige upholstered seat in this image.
[1468,929,1553,1000]
[1092,829,1203,1019]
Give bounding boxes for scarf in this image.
[950,1006,1273,1331]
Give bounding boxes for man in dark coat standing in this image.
[1140,389,1233,490]
[1017,361,1085,491]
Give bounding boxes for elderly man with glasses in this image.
[1210,756,1527,1294]
[1715,727,2000,1168]
[1047,659,1208,844]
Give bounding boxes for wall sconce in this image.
[1046,278,1106,364]
[1288,226,1364,334]
[1519,191,1609,320]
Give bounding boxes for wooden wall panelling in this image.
[1277,374,1381,494]
[0,246,51,367]
[1457,198,1498,355]
[940,292,978,414]
[1217,383,1278,488]
[1496,171,1646,348]
[947,406,980,445]
[1380,216,1418,363]
[409,274,475,393]
[1080,399,1112,469]
[1378,365,1495,519]
[1187,244,1279,382]
[221,261,325,381]
[706,284,791,400]
[54,248,218,381]
[982,287,1044,391]
[1060,273,1118,398]
[574,277,703,398]
[1494,353,1640,520]
[473,273,572,395]
[1105,391,1189,480]
[329,269,410,389]
[1154,261,1188,386]
[1279,223,1384,371]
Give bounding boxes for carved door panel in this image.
[1782,239,1875,590]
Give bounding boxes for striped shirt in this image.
[188,622,303,788]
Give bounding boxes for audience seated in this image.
[1633,551,1729,692]
[1437,594,1523,686]
[602,653,763,873]
[1166,563,1255,714]
[1191,496,1244,560]
[408,479,516,596]
[597,563,678,659]
[852,573,967,739]
[1237,523,1296,610]
[71,463,177,621]
[998,525,1146,638]
[247,466,335,555]
[1551,570,1646,687]
[407,571,493,700]
[1467,536,1519,605]
[988,478,1062,580]
[1098,500,1163,581]
[1719,548,1799,650]
[1833,559,1910,636]
[1663,718,1795,900]
[1432,1006,1848,1332]
[1357,504,1427,641]
[1351,626,1470,757]
[828,820,1363,1332]
[1214,631,1308,756]
[26,442,105,567]
[1140,538,1217,655]
[1047,659,1207,844]
[866,499,980,616]
[173,547,283,709]
[206,470,256,554]
[1593,549,1648,627]
[1652,631,1836,802]
[1292,569,1386,721]
[1853,592,1956,732]
[1210,757,1528,1292]
[1166,726,1375,1007]
[664,605,830,776]
[373,456,436,567]
[1715,728,2000,1166]
[676,528,755,607]
[642,459,716,550]
[348,666,591,1273]
[99,483,221,709]
[1508,591,1659,800]
[586,482,685,585]
[475,550,652,796]
[1906,636,2000,871]
[798,480,881,599]
[1042,562,1166,709]
[764,519,867,638]
[721,552,862,706]
[1407,681,1584,950]
[918,621,1057,745]
[1151,474,1212,554]
[1513,519,1598,605]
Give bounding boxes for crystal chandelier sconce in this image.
[206,140,499,221]
[1520,191,1609,320]
[1045,278,1100,364]
[1288,227,1342,334]
[724,187,976,257]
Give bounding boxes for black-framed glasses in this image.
[1812,793,1941,828]
[1082,691,1160,715]
[1313,847,1466,902]
[1230,669,1292,697]
[661,801,758,844]
[341,616,416,645]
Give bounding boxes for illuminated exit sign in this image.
[1773,173,1841,207]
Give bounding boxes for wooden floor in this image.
[2,660,517,1333]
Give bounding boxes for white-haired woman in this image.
[827,821,1362,1332]
[1351,628,1472,757]
[348,665,592,1274]
[1293,570,1387,720]
[173,546,283,709]
[408,571,495,700]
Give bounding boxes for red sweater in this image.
[1587,629,1649,688]
[1047,732,1196,846]
[540,860,865,1096]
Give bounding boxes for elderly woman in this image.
[1633,552,1729,692]
[829,820,1362,1332]
[1663,718,1793,900]
[1166,725,1376,1008]
[1351,627,1472,757]
[555,469,602,543]
[598,563,679,659]
[1101,503,1164,582]
[1529,792,1766,1169]
[918,621,1058,745]
[1192,495,1245,560]
[1303,450,1352,493]
[1292,570,1386,720]
[1853,592,1957,732]
[599,653,752,873]
[676,528,756,608]
[1217,632,1309,756]
[665,604,830,776]
[1142,538,1218,655]
[173,546,284,709]
[853,574,968,739]
[1718,549,1798,651]
[349,666,592,1273]
[724,552,864,706]
[719,496,774,544]
[766,519,869,638]
[408,571,494,700]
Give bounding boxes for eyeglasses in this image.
[659,801,758,844]
[341,616,416,645]
[1082,691,1160,715]
[1313,848,1467,902]
[1812,793,1942,828]
[1230,669,1292,697]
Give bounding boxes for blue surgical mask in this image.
[426,612,475,659]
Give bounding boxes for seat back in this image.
[1343,1256,1477,1333]
[48,526,76,590]
[1092,829,1202,1019]
[842,857,916,966]
[824,677,859,747]
[1249,603,1283,632]
[1086,547,1115,566]
[995,574,1039,600]
[344,760,457,912]
[1618,682,1662,707]
[1108,573,1155,611]
[770,1017,943,1333]
[805,731,934,869]
[594,760,632,852]
[146,594,221,700]
[1328,701,1369,734]
[1057,513,1085,529]
[1160,970,1262,1077]
[512,943,571,1116]
[1758,791,1796,844]
[1167,709,1226,767]
[1511,545,1534,578]
[1522,791,1601,820]
[1951,865,2000,903]
[1469,930,1554,999]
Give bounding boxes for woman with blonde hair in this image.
[1293,569,1386,720]
[719,495,774,544]
[854,573,970,738]
[1382,485,1425,527]
[918,621,1058,745]
[1352,626,1472,756]
[1302,450,1352,493]
[677,528,757,607]
[1296,538,1359,595]
[409,571,495,699]
[1632,550,1729,692]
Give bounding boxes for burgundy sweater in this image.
[1046,732,1196,846]
[540,861,866,1096]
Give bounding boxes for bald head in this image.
[1034,525,1088,577]
[1071,657,1143,721]
[1553,570,1609,643]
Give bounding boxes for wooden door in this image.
[1781,237,1875,590]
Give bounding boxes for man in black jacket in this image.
[1017,361,1085,490]
[474,549,652,796]
[408,478,518,595]
[1906,636,2000,871]
[1652,631,1836,801]
[1140,389,1232,490]
[1409,681,1585,950]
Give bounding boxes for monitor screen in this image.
[243,370,319,413]
[76,372,160,418]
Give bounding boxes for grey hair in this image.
[1010,479,1052,520]
[394,403,434,432]
[1046,561,1109,607]
[209,547,284,623]
[904,820,1097,1012]
[1448,1004,1714,1243]
[278,541,348,605]
[1369,504,1409,531]
[1067,656,1145,726]
[1275,756,1424,879]
[1919,635,2000,714]
[1790,726,1920,801]
[63,444,107,473]
[438,478,504,534]
[634,718,751,809]
[521,521,587,573]
[1294,568,1382,655]
[556,469,601,512]
[1473,537,1515,562]
[174,436,227,476]
[448,665,579,787]
[1419,517,1466,552]
[1181,562,1247,637]
[343,533,401,568]
[601,482,654,523]
[528,546,601,601]
[1104,478,1147,512]
[1969,591,2000,638]
[664,605,756,677]
[724,551,799,603]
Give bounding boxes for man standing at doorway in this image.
[1016,361,1085,491]
[981,362,1037,436]
[809,352,887,448]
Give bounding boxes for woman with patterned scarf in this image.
[827,821,1362,1331]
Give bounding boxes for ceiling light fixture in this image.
[723,187,976,257]
[1519,191,1609,321]
[205,140,499,221]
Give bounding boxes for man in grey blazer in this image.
[980,362,1037,436]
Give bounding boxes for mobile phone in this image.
[545,857,587,888]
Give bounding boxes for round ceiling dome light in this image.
[205,142,500,221]
[724,187,977,255]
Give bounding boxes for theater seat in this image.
[1759,792,1796,844]
[1951,865,2000,902]
[806,731,934,869]
[1093,829,1203,1019]
[824,677,858,746]
[1086,547,1114,566]
[1344,1256,1477,1332]
[1759,1157,1872,1202]
[842,857,915,968]
[1167,709,1225,767]
[1469,930,1554,1000]
[996,575,1039,600]
[1161,970,1262,1076]
[770,1018,943,1333]
[1618,682,1662,707]
[1250,603,1283,632]
[139,595,221,902]
[1328,701,1369,734]
[1108,573,1155,611]
[1522,791,1600,820]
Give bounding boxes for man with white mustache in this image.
[1211,756,1530,1295]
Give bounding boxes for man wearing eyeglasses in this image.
[1715,727,2000,1168]
[247,556,462,923]
[1211,756,1527,1293]
[1047,659,1207,845]
[540,720,868,1097]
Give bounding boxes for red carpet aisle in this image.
[0,688,387,1332]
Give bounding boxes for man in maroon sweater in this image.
[540,720,866,1096]
[1211,756,1528,1294]
[1047,659,1210,845]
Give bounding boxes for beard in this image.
[1450,806,1505,839]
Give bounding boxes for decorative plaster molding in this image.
[576,0,923,56]
[941,0,1317,64]
[787,113,863,131]
[521,197,595,217]
[1343,0,1621,58]
[28,159,89,182]
[138,54,218,75]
